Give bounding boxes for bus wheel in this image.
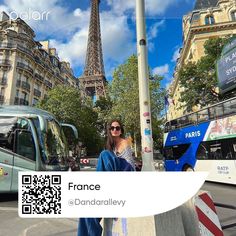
[183,165,194,171]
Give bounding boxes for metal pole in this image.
[136,0,154,171]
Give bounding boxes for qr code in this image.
[21,175,61,215]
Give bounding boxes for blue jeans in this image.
[77,150,134,236]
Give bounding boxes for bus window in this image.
[197,109,209,122]
[179,116,189,127]
[223,100,235,116]
[209,143,222,160]
[197,139,236,160]
[188,113,197,125]
[209,104,224,119]
[196,143,208,160]
[15,130,36,161]
[170,119,178,130]
[0,117,17,151]
[164,144,190,160]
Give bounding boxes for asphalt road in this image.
[202,181,236,236]
[0,193,78,236]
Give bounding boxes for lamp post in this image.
[136,0,154,171]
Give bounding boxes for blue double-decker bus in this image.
[163,97,236,185]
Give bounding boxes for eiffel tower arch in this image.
[79,0,106,100]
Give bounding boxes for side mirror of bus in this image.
[14,129,36,161]
[61,124,79,157]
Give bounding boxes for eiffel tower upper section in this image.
[80,0,106,99]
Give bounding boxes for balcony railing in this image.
[14,97,29,106]
[16,80,31,92]
[44,80,52,89]
[21,81,31,91]
[0,95,4,103]
[0,43,17,49]
[0,79,7,85]
[34,89,41,97]
[35,73,44,83]
[17,45,33,56]
[0,59,11,67]
[16,62,33,74]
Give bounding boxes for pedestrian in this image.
[77,119,135,236]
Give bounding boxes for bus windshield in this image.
[44,120,69,164]
[32,118,69,165]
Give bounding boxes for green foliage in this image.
[108,55,165,150]
[37,85,103,154]
[178,37,230,111]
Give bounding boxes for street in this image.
[0,193,78,236]
[202,182,236,236]
[0,178,235,236]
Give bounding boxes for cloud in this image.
[0,5,9,13]
[147,20,165,51]
[106,0,189,17]
[50,10,135,77]
[153,64,169,76]
[172,46,181,62]
[1,0,85,38]
[0,0,187,79]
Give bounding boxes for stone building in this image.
[0,12,78,106]
[168,0,236,120]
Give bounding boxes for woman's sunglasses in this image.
[110,126,121,131]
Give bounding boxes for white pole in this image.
[136,0,154,171]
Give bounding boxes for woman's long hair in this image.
[106,119,124,151]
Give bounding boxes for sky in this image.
[0,0,196,88]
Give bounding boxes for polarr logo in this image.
[8,8,50,21]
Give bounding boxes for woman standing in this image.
[77,119,135,236]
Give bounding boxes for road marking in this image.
[19,221,49,236]
[0,207,18,211]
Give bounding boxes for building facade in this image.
[0,12,78,106]
[168,0,236,120]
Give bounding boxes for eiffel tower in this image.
[79,0,106,99]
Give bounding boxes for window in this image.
[205,15,215,25]
[197,139,236,160]
[197,109,209,122]
[164,144,190,160]
[0,117,18,151]
[32,98,38,106]
[15,130,36,161]
[231,11,236,21]
[191,12,200,23]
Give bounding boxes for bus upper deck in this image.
[165,96,236,133]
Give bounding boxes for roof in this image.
[0,106,55,119]
[194,0,218,10]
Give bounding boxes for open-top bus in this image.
[163,97,236,185]
[0,106,78,192]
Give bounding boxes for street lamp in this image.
[136,0,154,171]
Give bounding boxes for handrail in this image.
[165,96,236,132]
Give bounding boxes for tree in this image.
[178,37,230,111]
[37,85,103,155]
[108,55,165,152]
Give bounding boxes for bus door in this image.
[11,118,37,191]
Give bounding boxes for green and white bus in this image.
[0,106,78,192]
